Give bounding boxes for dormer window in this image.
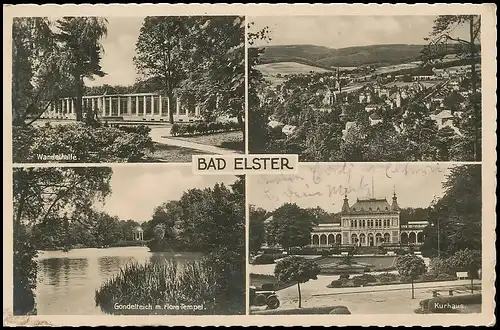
[377,207,380,211]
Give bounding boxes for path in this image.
[275,277,480,314]
[149,127,242,155]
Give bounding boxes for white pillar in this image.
[66,99,70,116]
[127,97,132,116]
[151,95,155,115]
[102,97,106,117]
[159,96,163,116]
[195,105,200,116]
[167,96,170,118]
[117,97,121,116]
[143,96,147,116]
[108,97,112,116]
[135,96,139,115]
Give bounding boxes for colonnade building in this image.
[310,192,428,248]
[40,93,202,122]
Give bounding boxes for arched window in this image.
[312,235,319,246]
[384,232,391,243]
[320,234,327,245]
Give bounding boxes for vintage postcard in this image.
[3,3,496,327]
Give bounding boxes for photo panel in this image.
[12,165,246,315]
[11,15,245,164]
[248,163,482,315]
[247,15,482,162]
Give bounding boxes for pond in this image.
[35,246,203,315]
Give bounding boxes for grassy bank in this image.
[144,142,213,162]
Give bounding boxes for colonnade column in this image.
[151,95,154,116]
[108,97,112,116]
[102,97,106,117]
[117,97,121,116]
[135,96,139,115]
[159,96,163,116]
[143,95,147,116]
[127,96,132,116]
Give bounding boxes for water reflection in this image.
[35,247,202,315]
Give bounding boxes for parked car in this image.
[249,285,280,309]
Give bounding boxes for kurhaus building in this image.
[310,191,428,247]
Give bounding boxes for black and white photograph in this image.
[248,15,482,162]
[12,15,244,163]
[248,163,482,315]
[12,165,245,315]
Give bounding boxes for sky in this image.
[95,166,238,223]
[249,163,459,213]
[83,17,145,87]
[249,15,471,48]
[81,15,471,87]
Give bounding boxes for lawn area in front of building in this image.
[144,142,215,162]
[167,131,244,151]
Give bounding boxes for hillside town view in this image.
[248,163,481,315]
[248,15,481,162]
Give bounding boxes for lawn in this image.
[315,256,398,271]
[144,142,215,162]
[168,131,244,152]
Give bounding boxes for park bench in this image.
[456,271,468,280]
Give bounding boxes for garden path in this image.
[149,127,242,155]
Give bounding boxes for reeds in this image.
[94,258,219,315]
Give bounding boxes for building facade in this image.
[310,192,428,247]
[40,93,203,122]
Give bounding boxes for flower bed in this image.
[326,272,459,289]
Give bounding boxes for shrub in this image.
[418,273,438,282]
[378,272,399,283]
[253,254,275,265]
[328,280,343,288]
[262,248,283,255]
[426,294,481,313]
[170,121,239,136]
[252,306,350,315]
[357,274,377,283]
[339,274,350,280]
[12,123,154,163]
[436,273,457,281]
[321,250,331,257]
[329,306,351,314]
[352,277,368,287]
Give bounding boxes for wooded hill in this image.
[255,44,464,68]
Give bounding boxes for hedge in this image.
[171,121,240,137]
[252,306,351,315]
[252,254,275,265]
[420,294,481,313]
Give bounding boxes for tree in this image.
[396,254,427,299]
[56,17,108,122]
[178,17,246,131]
[421,165,481,257]
[134,16,193,124]
[423,15,481,160]
[446,248,481,293]
[249,205,267,255]
[12,17,71,126]
[13,167,112,315]
[274,256,320,308]
[268,203,317,252]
